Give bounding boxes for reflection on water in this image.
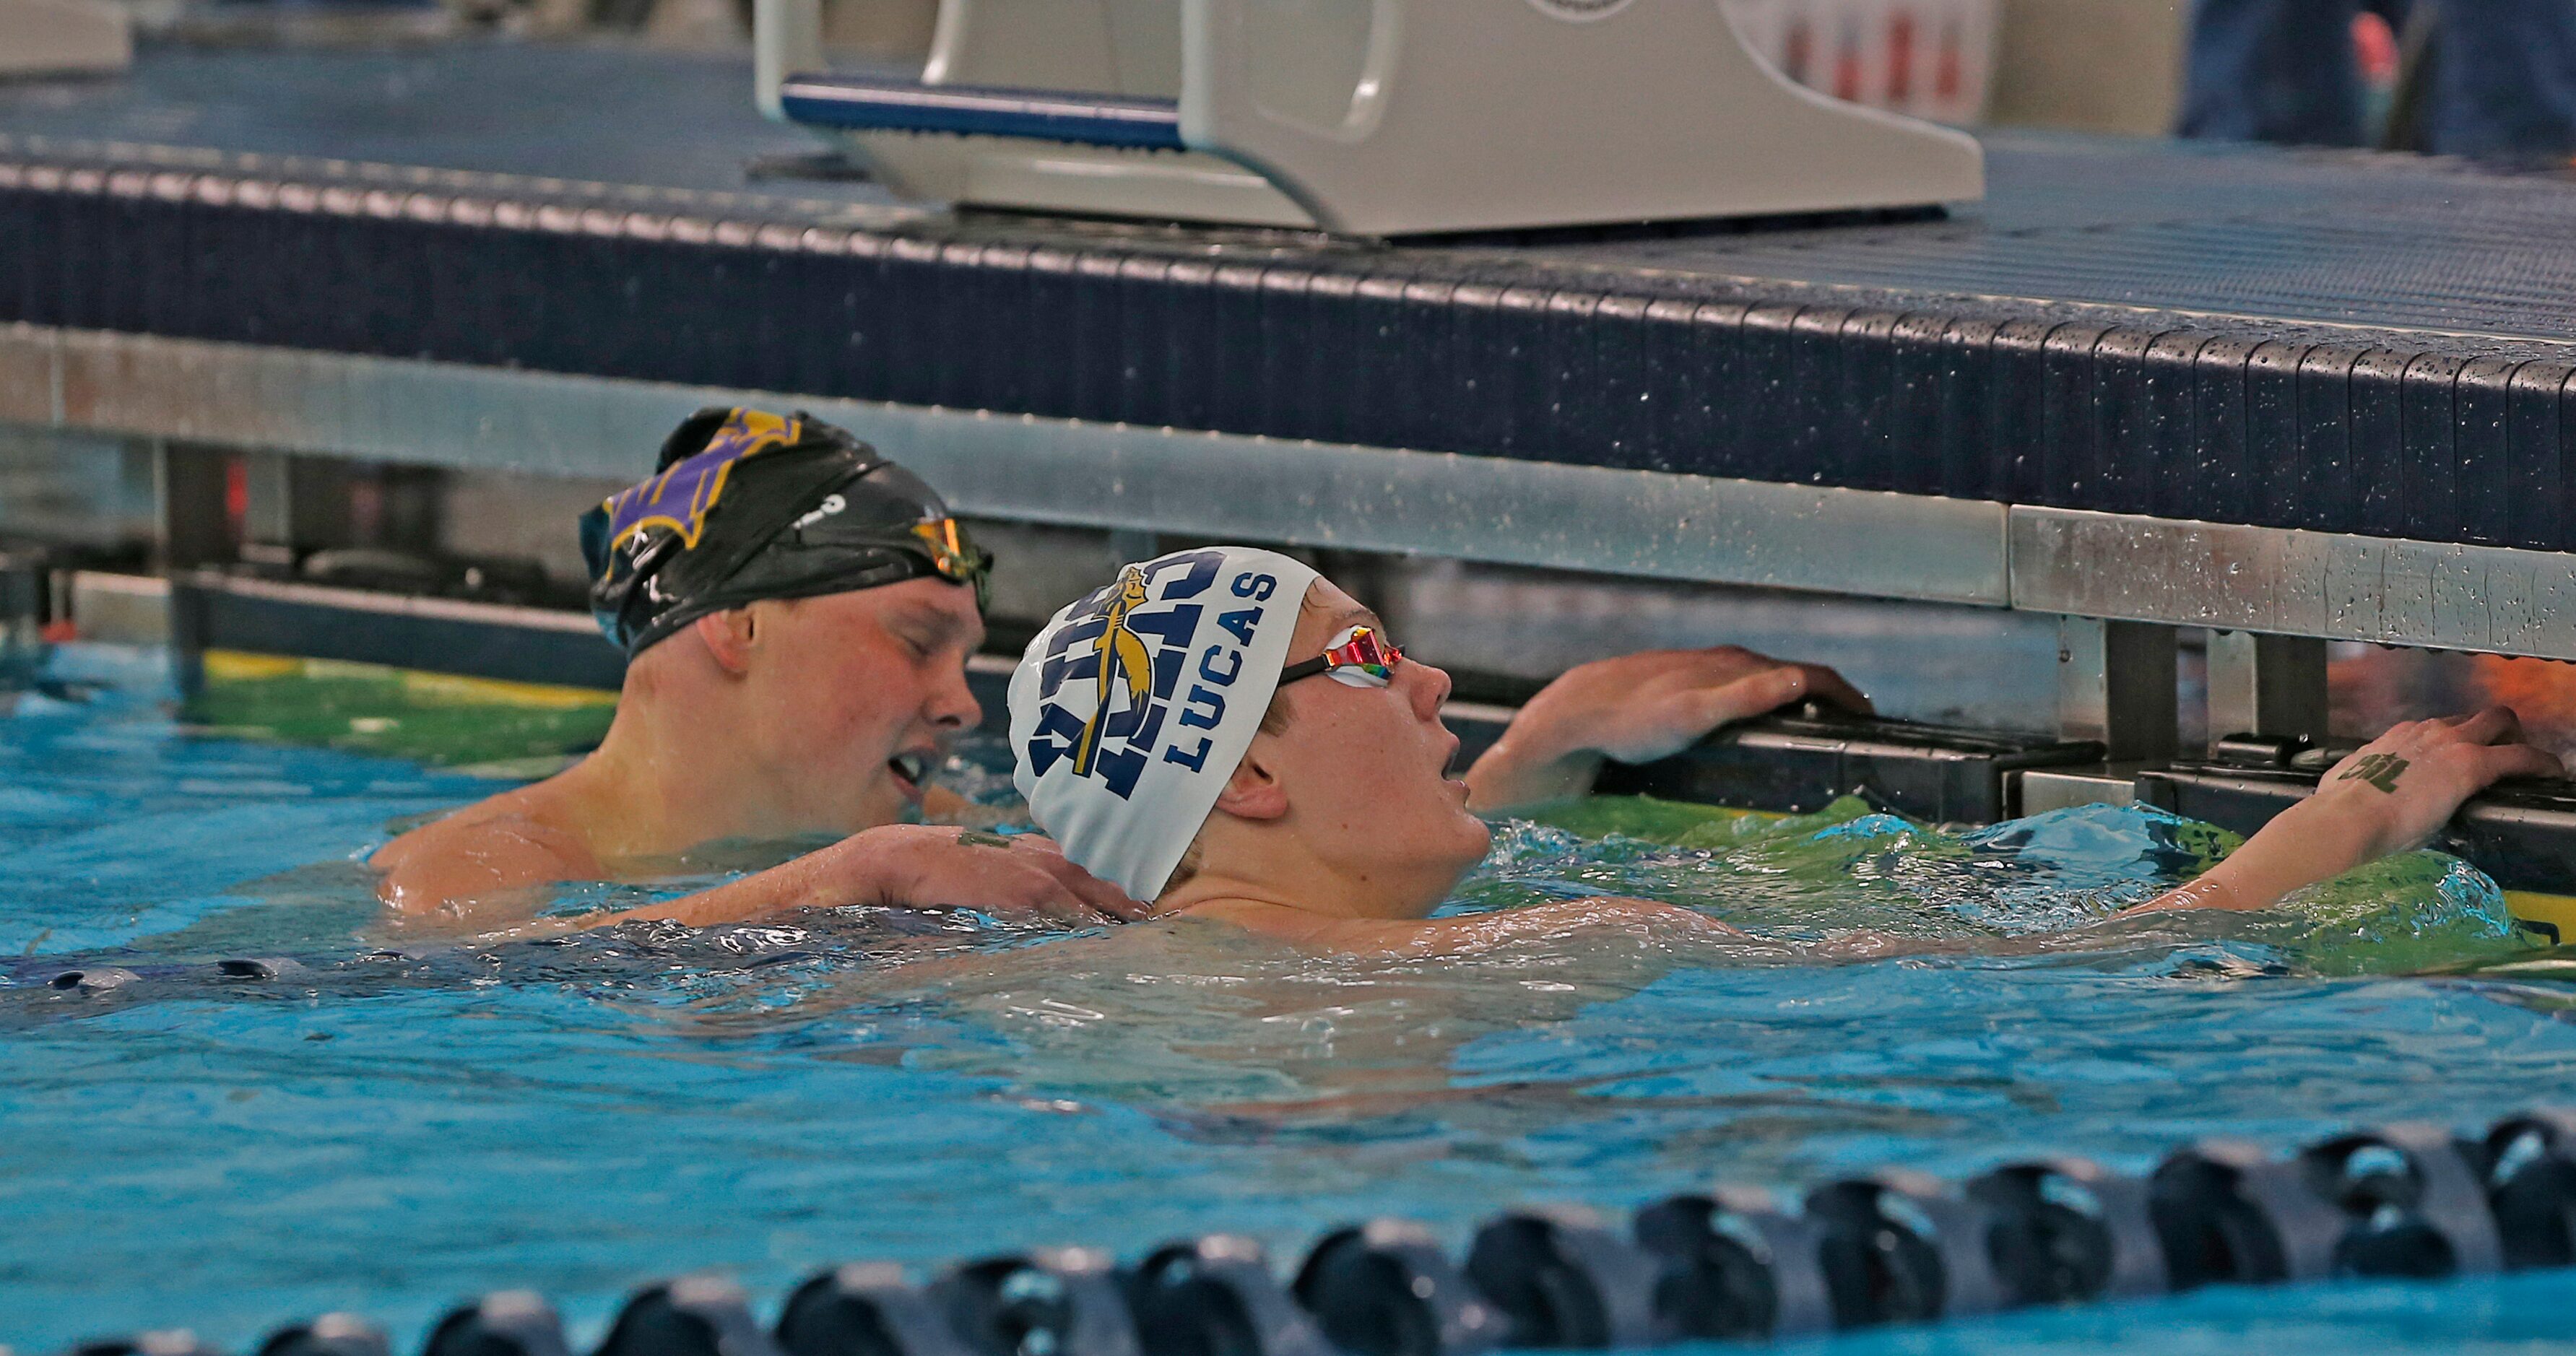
[6,646,2576,1354]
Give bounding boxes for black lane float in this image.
[56,1110,2576,1356]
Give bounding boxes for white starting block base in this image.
[0,0,132,77]
[857,134,1316,230]
[759,0,1983,235]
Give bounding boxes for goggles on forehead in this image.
[909,517,994,612]
[1278,624,1403,688]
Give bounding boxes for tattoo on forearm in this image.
[2340,752,2409,794]
[956,830,1014,848]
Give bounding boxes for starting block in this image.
[753,0,1984,234]
[0,0,131,77]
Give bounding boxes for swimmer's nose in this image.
[1404,656,1453,718]
[929,663,983,731]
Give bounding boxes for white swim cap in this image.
[1010,547,1321,901]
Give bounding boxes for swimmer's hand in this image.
[586,825,1147,929]
[2124,707,2562,916]
[1465,645,1870,810]
[833,825,1148,924]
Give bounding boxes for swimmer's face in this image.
[1256,579,1491,916]
[737,577,984,833]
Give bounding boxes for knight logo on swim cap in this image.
[1011,547,1319,902]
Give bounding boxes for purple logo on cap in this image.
[599,409,802,553]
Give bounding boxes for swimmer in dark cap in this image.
[373,407,1140,927]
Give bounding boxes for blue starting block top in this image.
[6,44,2576,556]
[776,75,1184,152]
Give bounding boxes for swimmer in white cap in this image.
[1012,547,2564,952]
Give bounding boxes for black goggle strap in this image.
[1277,655,1332,684]
[1278,625,1400,686]
[595,527,684,649]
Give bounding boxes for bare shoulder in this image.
[1171,898,1363,947]
[1179,896,1738,955]
[1174,900,1471,955]
[371,783,602,915]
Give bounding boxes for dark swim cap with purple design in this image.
[579,407,991,656]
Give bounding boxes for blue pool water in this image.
[6,645,2576,1354]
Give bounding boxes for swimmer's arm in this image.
[585,825,1148,929]
[371,810,599,918]
[2123,708,2561,916]
[1467,646,1870,811]
[1181,897,1738,955]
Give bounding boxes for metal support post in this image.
[2204,631,2328,754]
[0,547,42,670]
[166,569,209,701]
[2057,617,2177,764]
[155,440,232,572]
[155,440,231,700]
[374,466,446,555]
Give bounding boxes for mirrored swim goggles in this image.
[1278,624,1404,688]
[907,518,992,607]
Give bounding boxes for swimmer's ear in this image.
[692,607,760,675]
[1211,749,1289,822]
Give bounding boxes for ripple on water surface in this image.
[4,646,2576,1354]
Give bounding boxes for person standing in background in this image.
[2179,0,2576,160]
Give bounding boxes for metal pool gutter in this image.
[26,323,2576,660]
[0,324,2011,610]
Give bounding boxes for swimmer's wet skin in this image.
[539,561,1869,941]
[1012,547,1877,955]
[2119,708,2561,918]
[369,407,1140,931]
[1012,547,2566,956]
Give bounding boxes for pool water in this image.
[6,644,2576,1355]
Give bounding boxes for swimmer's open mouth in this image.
[888,752,932,799]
